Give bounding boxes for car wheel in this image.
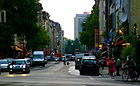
[24,71,28,74]
[80,70,84,75]
[75,66,79,69]
[28,70,30,73]
[75,66,77,69]
[9,72,13,74]
[25,69,30,74]
[42,64,45,67]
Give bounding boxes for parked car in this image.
[9,59,30,74]
[70,55,75,61]
[24,58,33,66]
[47,56,52,61]
[0,59,10,71]
[79,56,99,75]
[4,58,13,64]
[59,56,66,61]
[53,57,59,61]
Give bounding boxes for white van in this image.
[32,51,47,67]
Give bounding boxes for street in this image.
[0,61,140,86]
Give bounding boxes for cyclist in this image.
[125,56,137,78]
[122,55,139,81]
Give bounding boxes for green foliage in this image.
[0,0,43,51]
[0,23,14,49]
[27,27,50,50]
[102,31,108,39]
[124,35,137,46]
[65,40,73,54]
[121,46,136,60]
[79,30,92,48]
[80,7,99,49]
[73,38,81,52]
[65,39,82,54]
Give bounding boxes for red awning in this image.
[114,40,125,46]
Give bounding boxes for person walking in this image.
[116,57,121,76]
[109,57,116,76]
[63,57,66,65]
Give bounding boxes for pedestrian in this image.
[67,61,69,65]
[99,58,105,70]
[116,57,121,76]
[109,57,116,76]
[106,58,111,74]
[63,57,66,65]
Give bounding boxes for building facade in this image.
[74,13,90,40]
[37,11,64,55]
[130,0,140,35]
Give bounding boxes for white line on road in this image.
[88,76,94,80]
[68,66,80,76]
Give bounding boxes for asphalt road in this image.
[0,61,140,86]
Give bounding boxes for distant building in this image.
[74,12,90,40]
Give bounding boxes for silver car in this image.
[0,59,10,71]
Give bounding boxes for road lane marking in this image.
[4,74,30,77]
[88,76,94,80]
[68,66,80,76]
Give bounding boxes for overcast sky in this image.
[40,0,95,39]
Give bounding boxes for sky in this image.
[39,0,95,40]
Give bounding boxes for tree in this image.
[80,7,99,49]
[65,40,73,54]
[73,38,81,52]
[27,27,50,50]
[0,0,45,57]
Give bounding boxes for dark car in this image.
[79,56,99,75]
[0,59,10,71]
[9,59,30,74]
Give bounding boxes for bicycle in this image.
[122,65,139,81]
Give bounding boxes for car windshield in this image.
[83,59,96,64]
[0,60,8,64]
[33,55,44,59]
[12,60,25,65]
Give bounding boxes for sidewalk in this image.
[100,67,122,81]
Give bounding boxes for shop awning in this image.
[99,46,107,51]
[15,46,23,51]
[114,40,125,46]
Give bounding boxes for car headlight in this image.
[23,65,26,68]
[10,65,13,68]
